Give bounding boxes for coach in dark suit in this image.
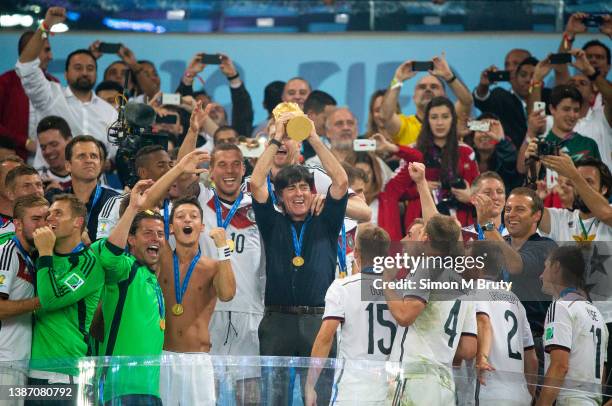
[474,56,551,149]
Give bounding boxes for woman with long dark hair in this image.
[376,96,479,237]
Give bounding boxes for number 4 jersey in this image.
[544,294,609,404]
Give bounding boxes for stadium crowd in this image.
[0,5,612,406]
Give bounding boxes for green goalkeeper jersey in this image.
[31,242,104,377]
[94,240,165,402]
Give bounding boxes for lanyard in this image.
[559,287,579,298]
[172,249,201,305]
[578,217,599,241]
[11,236,34,272]
[476,223,506,241]
[214,191,243,229]
[71,243,86,253]
[153,280,165,321]
[163,199,170,240]
[337,223,347,275]
[85,184,102,227]
[291,216,312,261]
[266,174,277,206]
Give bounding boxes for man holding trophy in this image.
[249,105,349,405]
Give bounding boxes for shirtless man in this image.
[157,196,236,405]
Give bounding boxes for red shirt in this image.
[377,144,479,240]
[0,69,58,159]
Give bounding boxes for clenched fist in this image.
[209,227,228,248]
[33,226,56,256]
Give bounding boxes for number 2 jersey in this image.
[197,185,265,314]
[473,287,534,404]
[544,294,608,404]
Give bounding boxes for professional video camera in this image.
[107,71,168,187]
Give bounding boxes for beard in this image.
[70,77,94,92]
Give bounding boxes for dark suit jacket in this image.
[474,86,551,149]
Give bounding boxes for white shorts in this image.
[209,311,263,381]
[556,396,600,406]
[330,361,389,405]
[159,351,216,406]
[0,366,26,406]
[387,366,456,406]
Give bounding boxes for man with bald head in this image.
[282,77,311,110]
[380,53,473,146]
[505,48,532,81]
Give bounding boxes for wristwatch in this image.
[481,221,495,232]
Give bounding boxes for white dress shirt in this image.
[16,58,118,161]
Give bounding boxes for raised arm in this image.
[19,7,65,64]
[143,150,209,209]
[381,61,417,138]
[554,13,589,86]
[220,54,254,137]
[431,53,473,118]
[108,180,154,248]
[209,227,235,302]
[527,58,552,116]
[118,45,157,100]
[308,121,348,199]
[250,115,291,203]
[178,101,213,162]
[570,48,612,126]
[408,161,439,224]
[542,154,612,227]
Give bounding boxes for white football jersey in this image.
[197,185,265,314]
[96,193,126,240]
[544,294,608,404]
[390,297,477,369]
[0,220,15,235]
[323,271,396,403]
[473,286,533,404]
[0,239,34,367]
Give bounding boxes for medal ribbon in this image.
[291,216,312,263]
[163,199,170,240]
[559,287,578,298]
[266,174,277,206]
[214,191,243,229]
[11,236,34,273]
[578,217,599,241]
[172,248,201,305]
[85,184,103,227]
[71,242,86,253]
[153,281,165,323]
[337,223,347,276]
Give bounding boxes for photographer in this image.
[528,49,612,171]
[519,85,601,179]
[175,52,254,137]
[380,53,473,147]
[474,56,550,149]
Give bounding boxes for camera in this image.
[436,177,467,214]
[536,140,559,158]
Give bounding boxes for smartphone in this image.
[412,61,434,72]
[583,15,605,27]
[98,43,121,53]
[486,70,511,82]
[467,120,490,132]
[533,101,546,115]
[155,115,178,124]
[549,53,572,64]
[199,53,222,65]
[353,139,377,152]
[161,93,181,106]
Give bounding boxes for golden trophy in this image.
[272,102,311,142]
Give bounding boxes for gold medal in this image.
[292,256,305,267]
[159,319,166,331]
[172,303,184,316]
[227,239,235,252]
